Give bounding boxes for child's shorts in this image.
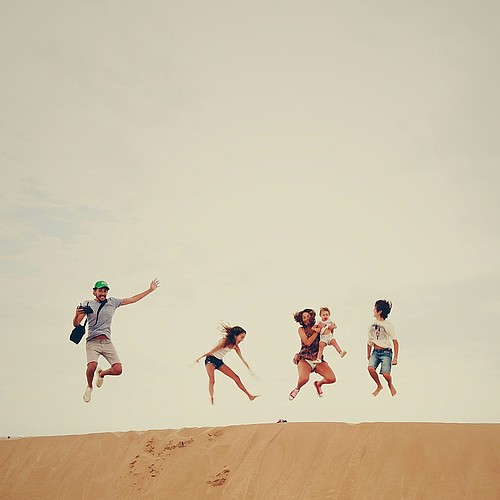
[320,332,335,345]
[369,348,393,373]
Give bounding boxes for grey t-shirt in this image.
[79,297,123,341]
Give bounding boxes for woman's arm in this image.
[298,326,319,346]
[195,338,225,363]
[234,345,251,370]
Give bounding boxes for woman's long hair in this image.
[293,308,316,328]
[219,323,246,347]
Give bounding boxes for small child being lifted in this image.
[313,306,347,364]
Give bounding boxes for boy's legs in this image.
[382,371,397,397]
[379,350,396,396]
[368,350,396,397]
[368,365,384,396]
[368,351,384,396]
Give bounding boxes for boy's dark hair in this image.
[219,323,246,347]
[293,308,316,327]
[374,300,392,319]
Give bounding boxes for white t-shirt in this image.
[367,319,397,349]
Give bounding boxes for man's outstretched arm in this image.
[121,279,160,306]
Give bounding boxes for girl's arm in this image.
[195,338,225,363]
[234,345,251,370]
[298,326,319,346]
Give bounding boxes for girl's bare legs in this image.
[218,364,257,401]
[330,339,347,357]
[205,363,216,404]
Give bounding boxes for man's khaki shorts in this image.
[86,338,121,366]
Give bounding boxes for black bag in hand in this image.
[70,323,86,344]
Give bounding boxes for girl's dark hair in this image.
[374,299,392,319]
[293,308,316,327]
[219,323,246,347]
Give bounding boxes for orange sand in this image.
[1,422,499,499]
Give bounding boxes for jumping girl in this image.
[195,323,258,405]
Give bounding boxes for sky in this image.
[1,0,499,437]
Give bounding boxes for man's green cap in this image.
[93,280,110,290]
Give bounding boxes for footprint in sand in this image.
[207,467,230,487]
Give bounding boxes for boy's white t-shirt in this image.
[367,319,397,349]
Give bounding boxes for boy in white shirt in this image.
[313,306,347,364]
[367,299,399,397]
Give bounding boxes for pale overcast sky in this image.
[1,1,499,437]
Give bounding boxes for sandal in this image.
[288,388,300,401]
[314,381,323,398]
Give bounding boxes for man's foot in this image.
[96,369,104,388]
[289,388,300,401]
[249,394,260,401]
[372,386,383,397]
[389,384,397,397]
[340,350,347,358]
[83,386,92,403]
[314,381,323,398]
[312,358,322,364]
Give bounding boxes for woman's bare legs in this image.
[314,361,336,395]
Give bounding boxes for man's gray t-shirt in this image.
[79,297,123,341]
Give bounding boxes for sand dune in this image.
[1,422,498,499]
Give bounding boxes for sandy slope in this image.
[0,422,498,499]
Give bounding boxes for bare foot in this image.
[210,396,214,405]
[249,394,260,401]
[389,385,397,397]
[372,386,383,397]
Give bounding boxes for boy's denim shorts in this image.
[369,348,393,373]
